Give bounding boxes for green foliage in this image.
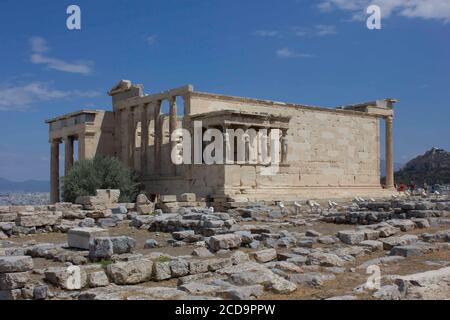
[156,256,171,263]
[97,259,113,268]
[62,156,143,203]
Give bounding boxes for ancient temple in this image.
[46,80,396,204]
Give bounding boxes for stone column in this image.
[64,136,74,176]
[140,104,149,175]
[50,139,60,204]
[280,129,288,164]
[128,107,135,169]
[78,133,85,160]
[267,128,272,164]
[169,96,178,174]
[223,125,232,164]
[115,109,122,160]
[154,100,162,175]
[385,116,395,189]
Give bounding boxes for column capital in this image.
[384,115,394,122]
[63,135,74,142]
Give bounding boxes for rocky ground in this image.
[0,192,449,300]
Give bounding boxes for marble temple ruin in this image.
[46,80,397,204]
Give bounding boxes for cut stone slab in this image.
[0,213,17,222]
[389,244,435,257]
[216,285,264,300]
[0,289,23,300]
[44,267,87,290]
[394,267,450,299]
[381,235,418,250]
[180,193,196,202]
[106,259,153,285]
[169,259,190,278]
[67,227,109,250]
[305,230,321,237]
[0,256,34,273]
[388,219,415,232]
[89,236,136,259]
[160,195,177,203]
[252,248,277,263]
[363,229,380,240]
[16,211,62,227]
[188,260,209,274]
[87,271,109,288]
[373,285,403,300]
[231,251,250,265]
[359,240,384,252]
[173,230,195,241]
[208,233,242,251]
[144,239,159,249]
[152,261,172,281]
[307,252,345,267]
[377,226,400,238]
[207,258,233,271]
[0,272,30,290]
[179,282,221,295]
[337,230,365,244]
[229,269,297,294]
[136,203,154,215]
[412,219,430,229]
[192,247,214,258]
[289,272,336,288]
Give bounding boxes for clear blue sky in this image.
[0,0,449,181]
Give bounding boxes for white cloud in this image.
[293,25,338,37]
[276,48,314,58]
[315,25,338,36]
[29,37,93,74]
[146,35,157,45]
[0,81,100,111]
[252,30,279,37]
[318,0,450,22]
[30,37,49,53]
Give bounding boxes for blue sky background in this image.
[0,0,449,181]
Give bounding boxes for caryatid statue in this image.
[243,130,250,163]
[175,135,184,164]
[280,130,288,164]
[224,129,233,164]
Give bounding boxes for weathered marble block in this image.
[67,227,109,250]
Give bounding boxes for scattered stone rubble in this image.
[1,190,449,300]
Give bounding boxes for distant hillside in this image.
[0,177,49,192]
[394,148,450,185]
[380,160,404,177]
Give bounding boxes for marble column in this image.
[169,96,178,174]
[385,116,395,189]
[50,139,60,204]
[115,109,122,160]
[280,129,288,164]
[64,136,74,176]
[128,107,135,169]
[78,133,85,160]
[140,104,149,175]
[154,100,162,175]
